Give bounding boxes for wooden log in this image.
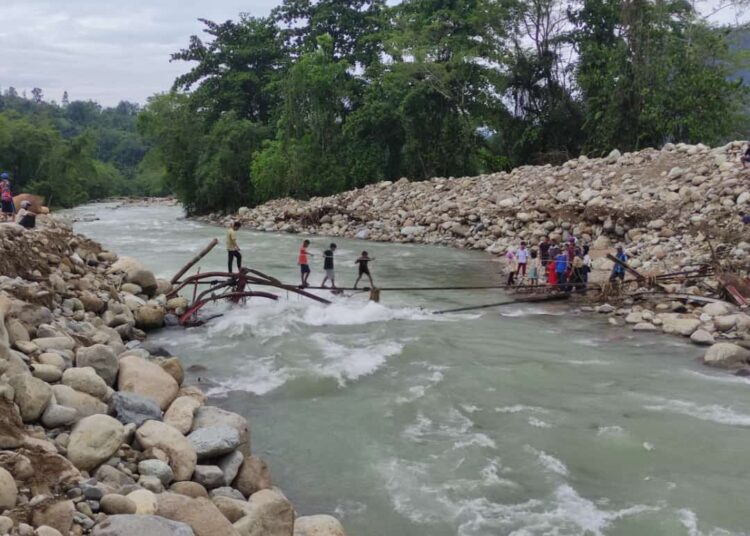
[171,239,218,284]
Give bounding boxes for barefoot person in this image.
[353,251,375,289]
[298,239,313,288]
[226,221,242,273]
[321,243,337,289]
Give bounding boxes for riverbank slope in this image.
[0,217,345,536]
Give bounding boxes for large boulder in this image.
[294,515,347,536]
[164,397,200,434]
[92,514,196,536]
[702,302,733,317]
[9,374,52,422]
[51,384,108,419]
[112,392,163,427]
[0,466,17,510]
[192,407,250,455]
[217,451,244,487]
[139,459,174,487]
[118,355,178,410]
[100,494,138,515]
[31,500,75,535]
[660,316,701,337]
[62,366,109,400]
[135,306,166,330]
[127,489,158,515]
[703,343,750,369]
[109,256,145,276]
[234,489,294,536]
[67,414,125,471]
[690,329,715,346]
[187,426,241,460]
[127,270,158,296]
[212,496,251,523]
[192,465,225,490]
[233,456,272,498]
[156,493,239,536]
[136,421,197,482]
[75,344,119,385]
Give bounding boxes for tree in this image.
[62,91,69,107]
[171,16,285,123]
[570,0,747,152]
[31,87,43,104]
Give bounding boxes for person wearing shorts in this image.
[321,243,337,289]
[353,251,375,289]
[299,239,313,287]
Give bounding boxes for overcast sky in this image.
[0,0,279,106]
[1,0,747,108]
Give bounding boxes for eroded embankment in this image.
[0,217,346,536]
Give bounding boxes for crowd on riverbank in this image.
[0,217,347,536]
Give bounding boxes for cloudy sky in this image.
[0,0,279,106]
[1,0,747,107]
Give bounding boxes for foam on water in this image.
[495,405,550,414]
[310,333,403,386]
[401,407,496,450]
[379,456,657,536]
[643,396,750,427]
[524,445,569,477]
[204,356,290,397]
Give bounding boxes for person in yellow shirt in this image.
[227,221,242,273]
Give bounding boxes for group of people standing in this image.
[505,237,627,291]
[226,222,376,290]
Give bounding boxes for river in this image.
[68,203,750,536]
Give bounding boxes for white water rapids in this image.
[69,203,750,536]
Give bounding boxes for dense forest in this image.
[3,0,748,212]
[0,90,163,208]
[139,0,750,215]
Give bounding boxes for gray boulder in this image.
[76,344,119,386]
[191,407,250,454]
[112,392,163,427]
[187,426,241,459]
[139,459,174,487]
[92,514,195,536]
[216,450,243,486]
[191,465,225,490]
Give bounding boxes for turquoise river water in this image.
[68,203,750,536]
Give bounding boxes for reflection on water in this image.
[69,203,750,536]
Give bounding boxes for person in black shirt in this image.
[321,243,337,289]
[742,144,750,168]
[354,251,376,289]
[538,236,551,272]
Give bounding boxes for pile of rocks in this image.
[205,141,750,278]
[589,299,750,370]
[0,218,346,535]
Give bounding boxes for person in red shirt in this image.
[298,240,313,288]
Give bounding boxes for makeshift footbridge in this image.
[165,239,748,327]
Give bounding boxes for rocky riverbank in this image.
[197,140,750,367]
[0,217,346,536]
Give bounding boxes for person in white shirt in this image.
[15,201,36,229]
[515,241,529,280]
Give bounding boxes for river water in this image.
[68,203,750,536]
